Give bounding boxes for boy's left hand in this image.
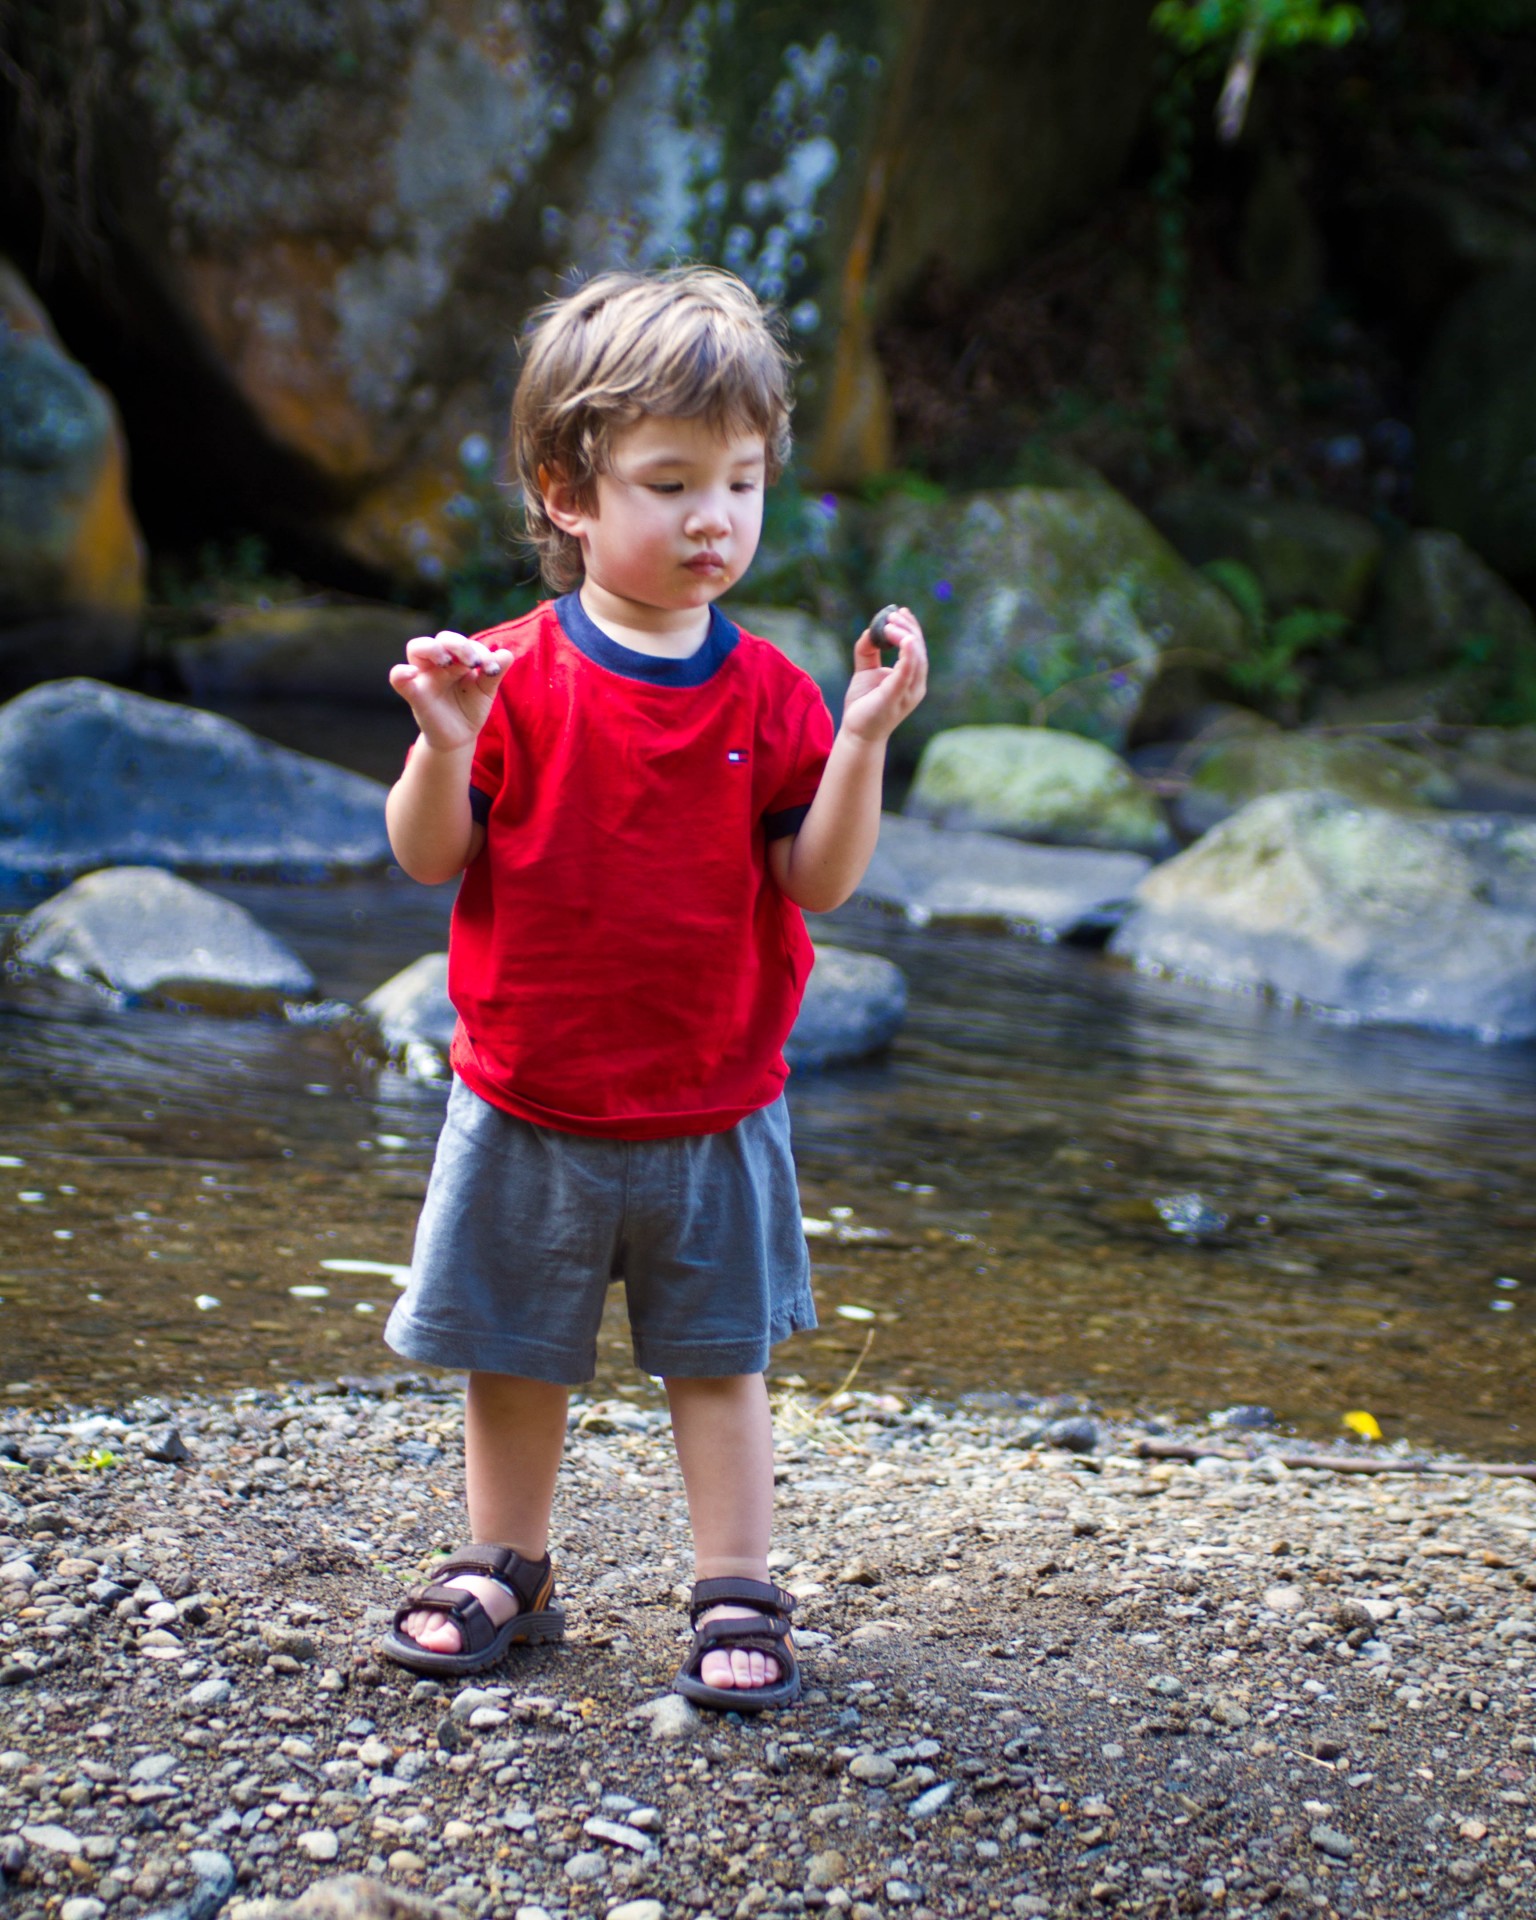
[841,605,928,744]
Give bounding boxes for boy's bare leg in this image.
[397,1372,568,1654]
[666,1372,782,1692]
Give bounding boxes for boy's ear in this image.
[539,463,588,535]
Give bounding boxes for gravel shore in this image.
[2,1381,1535,1920]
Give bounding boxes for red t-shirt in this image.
[444,593,835,1138]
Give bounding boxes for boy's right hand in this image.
[389,631,514,752]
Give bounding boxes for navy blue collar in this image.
[555,591,739,687]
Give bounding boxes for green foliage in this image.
[1203,557,1351,705]
[1151,0,1365,56]
[152,534,302,613]
[78,1446,117,1471]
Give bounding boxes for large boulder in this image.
[785,946,908,1072]
[1110,790,1536,1041]
[0,679,391,879]
[905,725,1170,854]
[1417,265,1536,588]
[363,943,906,1078]
[26,3,1152,578]
[0,261,145,688]
[1174,730,1458,839]
[858,813,1150,939]
[1371,529,1536,679]
[867,484,1244,753]
[729,603,846,719]
[171,603,433,705]
[9,867,314,1011]
[1151,488,1383,620]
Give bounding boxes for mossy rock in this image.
[867,484,1244,756]
[1110,790,1536,1040]
[906,725,1170,854]
[1152,488,1383,620]
[1374,530,1536,678]
[1176,731,1458,839]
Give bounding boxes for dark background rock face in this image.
[0,0,1152,582]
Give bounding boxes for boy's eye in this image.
[731,480,760,493]
[648,482,684,494]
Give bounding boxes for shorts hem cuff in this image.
[384,1318,595,1387]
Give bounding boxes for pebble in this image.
[296,1829,339,1862]
[630,1694,700,1742]
[605,1905,665,1920]
[60,1902,105,1920]
[849,1754,898,1786]
[1310,1823,1355,1860]
[906,1782,955,1819]
[585,1815,654,1853]
[806,1850,847,1887]
[182,1677,231,1711]
[387,1849,426,1874]
[563,1849,609,1881]
[20,1824,81,1854]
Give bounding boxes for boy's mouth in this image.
[684,552,726,574]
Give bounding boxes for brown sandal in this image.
[379,1542,565,1676]
[673,1576,801,1713]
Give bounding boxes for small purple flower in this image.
[818,493,839,518]
[932,579,953,602]
[1108,670,1129,689]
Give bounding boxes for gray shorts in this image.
[384,1078,816,1384]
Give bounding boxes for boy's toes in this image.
[399,1607,465,1655]
[698,1645,780,1692]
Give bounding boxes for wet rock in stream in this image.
[0,680,391,879]
[9,867,315,1010]
[364,944,910,1078]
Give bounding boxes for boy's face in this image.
[555,414,767,618]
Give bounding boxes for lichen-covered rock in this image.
[867,485,1243,753]
[906,725,1170,854]
[785,946,907,1071]
[1373,530,1536,678]
[859,813,1150,939]
[1110,790,1536,1040]
[1175,731,1458,839]
[0,260,145,678]
[1417,264,1536,586]
[171,603,433,704]
[1151,488,1383,619]
[0,679,391,879]
[10,867,314,1011]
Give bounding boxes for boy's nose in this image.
[685,494,731,537]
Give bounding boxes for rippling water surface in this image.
[0,703,1532,1453]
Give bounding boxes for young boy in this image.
[378,266,925,1711]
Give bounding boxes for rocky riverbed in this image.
[3,1386,1535,1920]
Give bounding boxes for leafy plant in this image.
[1202,556,1351,706]
[1151,0,1364,59]
[152,534,303,614]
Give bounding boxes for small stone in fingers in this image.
[869,604,901,646]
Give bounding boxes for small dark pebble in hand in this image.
[870,604,900,646]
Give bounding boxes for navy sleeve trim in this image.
[469,785,492,825]
[763,802,812,841]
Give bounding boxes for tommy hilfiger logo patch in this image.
[726,749,750,764]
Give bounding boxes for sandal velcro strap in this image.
[688,1577,795,1626]
[428,1543,554,1615]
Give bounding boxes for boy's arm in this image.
[768,607,927,913]
[385,630,512,885]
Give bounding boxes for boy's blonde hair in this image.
[512,266,793,592]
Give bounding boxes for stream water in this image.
[1,704,1533,1456]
